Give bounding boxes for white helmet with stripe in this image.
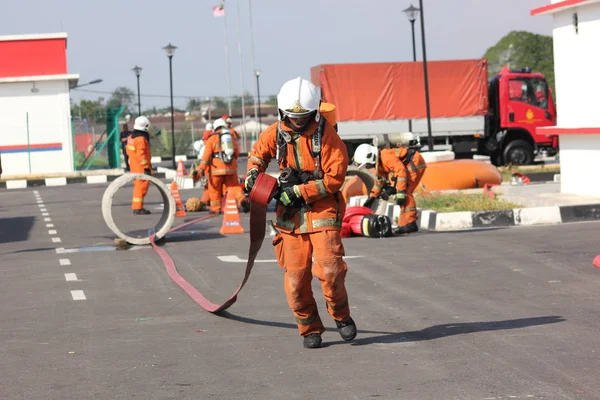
[277,77,321,122]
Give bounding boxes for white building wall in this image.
[552,3,600,128]
[560,134,600,195]
[0,79,74,175]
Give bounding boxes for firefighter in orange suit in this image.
[355,133,427,234]
[126,116,153,215]
[193,118,247,214]
[244,77,357,349]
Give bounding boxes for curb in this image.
[0,172,173,189]
[151,153,249,163]
[347,195,600,231]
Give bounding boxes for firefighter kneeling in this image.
[354,133,427,235]
[245,77,357,349]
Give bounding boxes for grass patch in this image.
[415,191,521,213]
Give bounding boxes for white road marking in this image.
[56,248,65,254]
[59,259,71,266]
[70,290,86,300]
[217,255,364,263]
[33,190,39,194]
[549,280,561,283]
[512,269,523,272]
[42,212,49,216]
[48,230,57,235]
[44,217,51,222]
[65,273,78,281]
[38,203,45,207]
[37,200,43,203]
[52,237,62,243]
[40,208,47,212]
[46,224,54,228]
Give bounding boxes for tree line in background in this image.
[71,30,555,121]
[71,86,278,121]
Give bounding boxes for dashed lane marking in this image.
[65,273,78,281]
[52,237,62,243]
[70,290,86,300]
[59,259,71,266]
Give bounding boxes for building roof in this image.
[531,0,600,16]
[0,32,67,42]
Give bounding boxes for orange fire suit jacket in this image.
[371,148,409,197]
[197,132,240,176]
[248,119,348,234]
[126,132,152,173]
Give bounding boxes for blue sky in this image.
[0,0,552,109]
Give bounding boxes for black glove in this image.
[395,191,407,206]
[363,196,376,208]
[144,168,152,176]
[279,185,303,208]
[245,169,259,193]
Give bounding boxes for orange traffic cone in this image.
[176,159,187,177]
[219,190,244,234]
[170,181,187,217]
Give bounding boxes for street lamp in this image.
[403,4,419,133]
[131,65,143,116]
[163,42,178,170]
[255,70,262,133]
[72,79,103,89]
[418,0,433,151]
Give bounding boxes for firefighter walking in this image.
[354,133,427,234]
[126,116,153,215]
[245,77,357,349]
[193,118,247,214]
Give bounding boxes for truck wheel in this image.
[346,166,376,193]
[503,140,534,166]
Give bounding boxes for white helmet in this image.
[133,116,151,132]
[205,123,213,131]
[353,144,378,168]
[193,140,204,152]
[213,118,227,131]
[225,117,232,124]
[277,77,321,121]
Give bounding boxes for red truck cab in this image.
[486,66,557,165]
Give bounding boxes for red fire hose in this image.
[149,173,279,313]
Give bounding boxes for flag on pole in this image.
[212,4,225,17]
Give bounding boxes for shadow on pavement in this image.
[9,247,57,254]
[325,315,565,347]
[0,216,35,244]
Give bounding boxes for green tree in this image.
[231,91,255,108]
[107,87,135,113]
[213,96,229,110]
[72,97,106,121]
[484,31,555,93]
[264,95,277,105]
[186,97,202,112]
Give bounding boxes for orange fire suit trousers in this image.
[273,229,350,336]
[207,174,244,212]
[130,166,150,210]
[398,169,425,226]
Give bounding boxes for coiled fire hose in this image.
[149,173,279,313]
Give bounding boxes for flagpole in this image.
[235,0,247,153]
[248,0,259,145]
[222,1,233,116]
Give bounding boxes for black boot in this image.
[394,221,418,235]
[133,208,151,215]
[303,333,323,349]
[335,317,357,342]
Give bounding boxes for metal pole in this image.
[136,75,141,116]
[418,0,434,151]
[256,73,262,128]
[169,55,176,170]
[248,0,259,144]
[235,0,247,153]
[223,5,233,116]
[408,19,417,133]
[26,112,31,173]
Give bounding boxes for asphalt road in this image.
[1,182,600,399]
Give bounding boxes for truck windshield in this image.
[508,77,549,110]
